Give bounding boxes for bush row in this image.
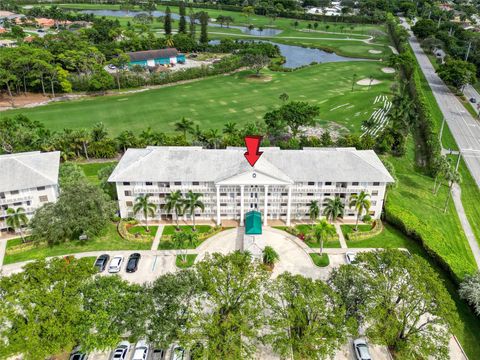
[117,220,153,243]
[345,220,383,241]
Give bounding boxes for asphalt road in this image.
[463,84,480,115]
[400,18,480,188]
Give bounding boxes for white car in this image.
[108,256,124,273]
[345,252,356,264]
[353,338,371,360]
[171,346,188,360]
[132,340,149,360]
[111,341,130,360]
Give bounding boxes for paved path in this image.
[400,17,480,188]
[452,184,480,269]
[334,223,348,249]
[151,225,164,251]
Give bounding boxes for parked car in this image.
[108,64,117,70]
[69,346,88,360]
[470,97,477,104]
[132,340,149,360]
[171,346,188,360]
[126,253,141,273]
[152,348,166,360]
[94,254,110,272]
[353,338,372,360]
[345,252,356,264]
[111,341,130,360]
[108,256,124,273]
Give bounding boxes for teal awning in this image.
[245,211,262,235]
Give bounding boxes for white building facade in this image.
[0,151,60,235]
[109,147,394,226]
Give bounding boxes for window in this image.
[37,186,45,191]
[39,195,48,202]
[281,192,288,196]
[13,202,22,206]
[325,182,332,186]
[124,190,132,196]
[308,181,315,186]
[220,192,227,196]
[372,201,377,206]
[281,203,287,206]
[193,182,199,186]
[26,201,31,206]
[373,182,380,186]
[10,190,19,195]
[0,192,4,199]
[307,193,314,196]
[324,193,330,196]
[372,191,378,196]
[126,201,133,206]
[146,182,153,186]
[174,181,182,186]
[221,203,227,207]
[352,182,359,186]
[123,182,130,186]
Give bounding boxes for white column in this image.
[216,185,221,226]
[286,185,292,226]
[264,185,269,226]
[240,185,245,226]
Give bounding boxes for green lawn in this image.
[458,159,480,247]
[3,63,393,136]
[176,254,197,268]
[78,161,118,184]
[340,224,372,239]
[128,225,158,238]
[3,223,152,265]
[162,225,212,236]
[309,253,330,267]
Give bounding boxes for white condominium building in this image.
[109,146,394,226]
[0,151,60,235]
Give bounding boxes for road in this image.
[463,84,480,115]
[400,18,480,188]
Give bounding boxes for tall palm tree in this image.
[175,117,194,138]
[206,128,222,149]
[164,190,184,230]
[133,194,157,232]
[6,207,29,242]
[183,191,205,231]
[308,200,320,227]
[311,219,336,255]
[349,191,371,231]
[322,196,345,223]
[222,122,238,137]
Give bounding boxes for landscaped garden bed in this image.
[341,220,383,241]
[158,225,224,250]
[176,254,198,269]
[309,253,330,267]
[275,224,341,248]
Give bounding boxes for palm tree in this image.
[6,207,29,242]
[349,191,371,231]
[308,200,320,227]
[164,190,184,230]
[175,117,194,138]
[322,196,345,223]
[222,122,238,137]
[183,191,205,231]
[206,128,221,149]
[133,194,157,232]
[311,219,336,255]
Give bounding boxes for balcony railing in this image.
[0,195,33,205]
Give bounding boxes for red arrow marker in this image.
[244,135,263,167]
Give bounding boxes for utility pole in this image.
[439,117,446,144]
[465,41,472,61]
[455,150,462,172]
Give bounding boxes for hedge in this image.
[117,220,153,242]
[345,220,384,241]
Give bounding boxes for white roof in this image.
[0,151,60,192]
[109,147,393,184]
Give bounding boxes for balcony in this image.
[0,195,33,205]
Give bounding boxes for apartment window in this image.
[10,190,19,195]
[174,181,182,186]
[308,181,315,186]
[307,193,314,196]
[281,213,287,216]
[323,193,330,196]
[221,203,227,207]
[124,190,132,196]
[220,192,227,196]
[26,201,31,206]
[369,211,375,216]
[325,182,332,186]
[39,195,48,203]
[281,192,288,196]
[372,201,377,206]
[146,182,153,186]
[37,186,45,191]
[123,182,130,186]
[281,203,287,206]
[352,182,359,186]
[13,202,22,206]
[0,192,4,199]
[373,182,380,186]
[372,191,378,196]
[193,182,199,186]
[126,201,133,206]
[340,194,346,198]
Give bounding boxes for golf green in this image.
[2,61,393,136]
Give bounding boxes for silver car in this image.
[345,252,356,264]
[111,341,130,360]
[132,340,149,360]
[108,256,124,273]
[353,338,372,360]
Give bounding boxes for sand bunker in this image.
[381,67,396,73]
[357,78,382,86]
[368,49,383,54]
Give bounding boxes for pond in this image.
[209,40,364,68]
[77,9,283,37]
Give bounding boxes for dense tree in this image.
[199,11,209,44]
[241,51,271,76]
[58,162,86,188]
[459,271,480,316]
[178,1,187,34]
[437,59,477,91]
[164,6,172,35]
[98,163,118,200]
[265,272,346,359]
[411,19,437,39]
[264,101,320,138]
[175,117,195,138]
[0,115,49,154]
[181,252,268,358]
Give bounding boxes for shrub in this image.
[262,246,279,267]
[459,272,480,316]
[362,214,372,223]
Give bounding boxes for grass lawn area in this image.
[458,159,480,247]
[127,225,158,238]
[78,161,118,184]
[162,225,212,236]
[176,254,197,268]
[3,63,393,136]
[3,222,152,265]
[340,224,372,239]
[309,253,329,267]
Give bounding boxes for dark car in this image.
[470,97,477,104]
[94,254,110,272]
[69,346,88,360]
[126,253,141,273]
